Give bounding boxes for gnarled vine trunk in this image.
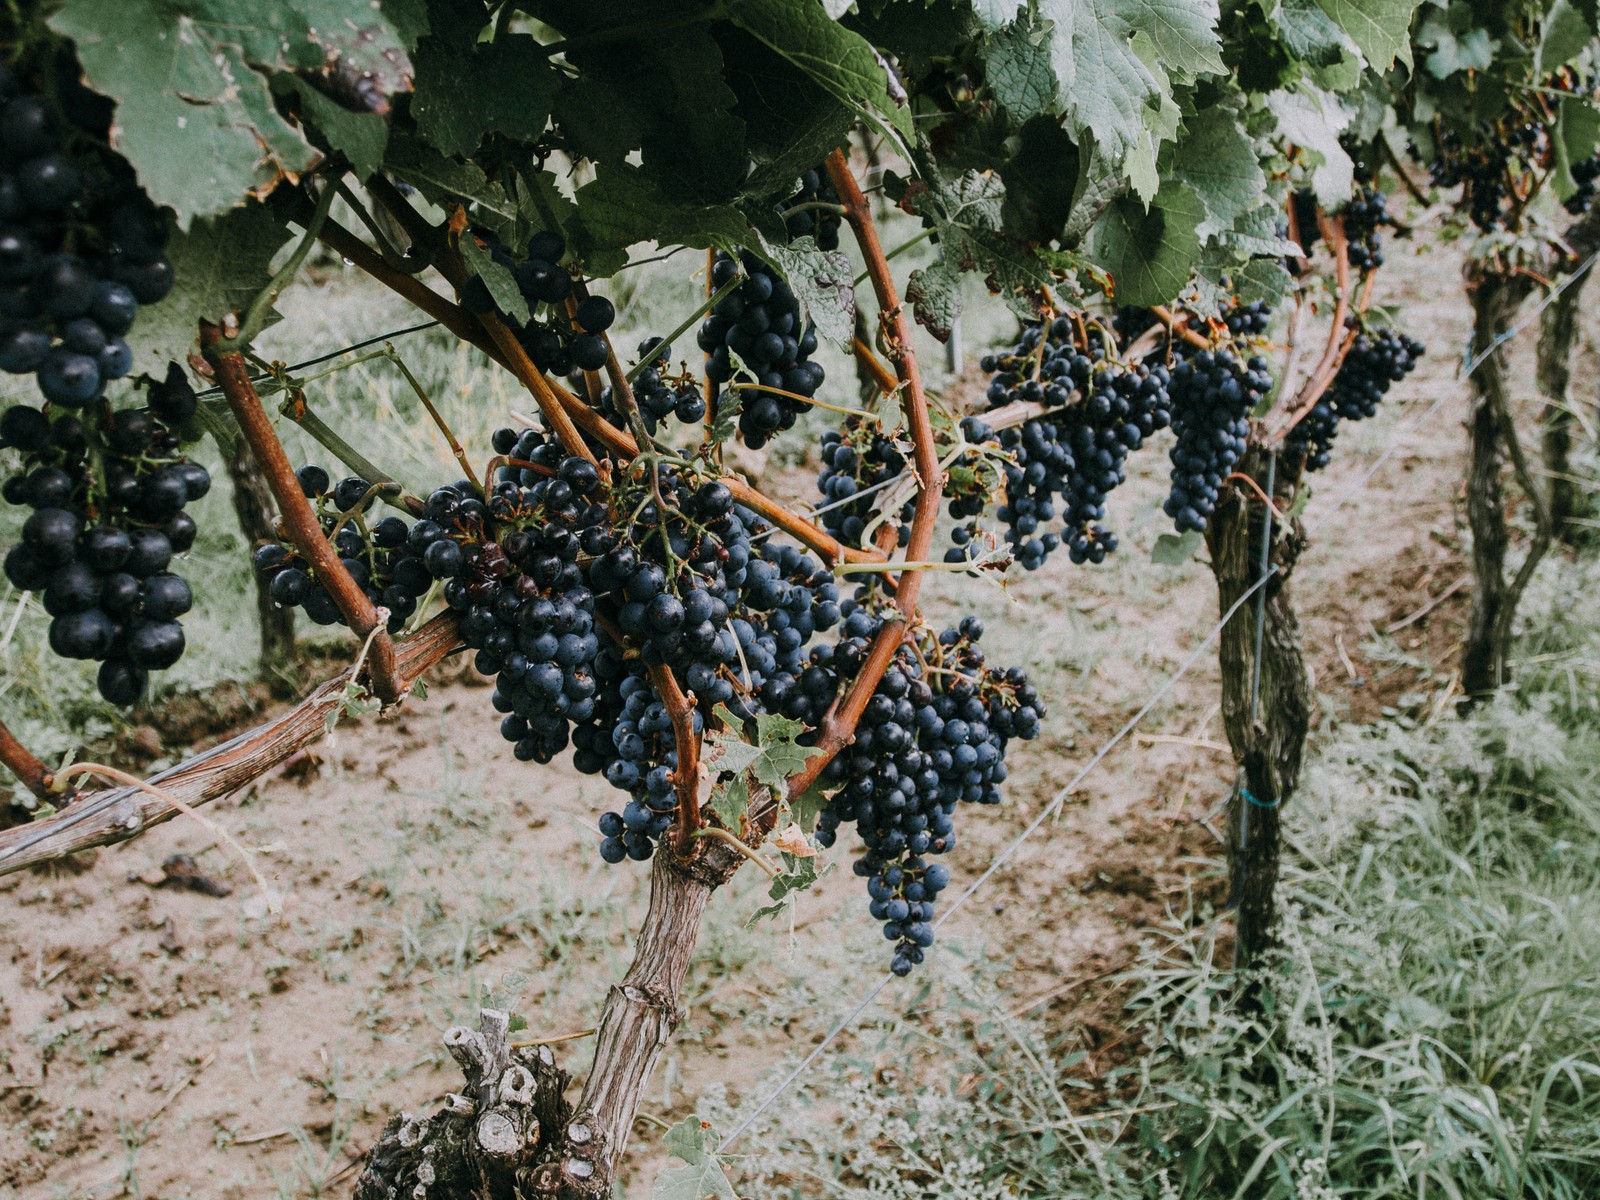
[1205,448,1311,969]
[1536,275,1584,541]
[1462,270,1539,699]
[355,847,740,1199]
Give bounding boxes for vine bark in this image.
[1206,449,1311,969]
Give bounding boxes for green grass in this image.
[708,555,1600,1199]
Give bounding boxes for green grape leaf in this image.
[384,132,517,225]
[457,236,530,326]
[971,0,1027,26]
[1538,0,1594,74]
[1151,530,1204,565]
[748,853,829,925]
[1039,0,1221,164]
[726,0,913,141]
[568,165,754,278]
[50,0,410,228]
[132,202,294,375]
[272,77,390,181]
[905,256,965,343]
[1416,7,1498,78]
[705,705,825,833]
[1276,0,1356,67]
[788,782,832,837]
[654,1118,737,1200]
[1168,105,1268,240]
[901,170,1051,339]
[1313,0,1424,70]
[412,32,556,157]
[985,19,1058,121]
[1267,86,1353,207]
[708,775,751,832]
[1553,97,1600,201]
[1088,182,1205,306]
[766,238,857,349]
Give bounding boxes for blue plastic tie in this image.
[1241,786,1280,810]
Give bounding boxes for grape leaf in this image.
[726,0,914,141]
[458,237,530,326]
[1267,86,1353,207]
[412,32,556,157]
[132,202,294,375]
[1151,530,1204,564]
[970,0,1027,26]
[1087,182,1205,306]
[985,19,1057,121]
[568,165,756,278]
[764,238,856,350]
[1038,0,1222,165]
[748,853,829,925]
[384,133,517,225]
[273,77,390,180]
[653,1118,736,1200]
[1313,0,1424,70]
[1538,0,1593,74]
[50,0,410,228]
[1168,105,1268,240]
[1275,0,1357,67]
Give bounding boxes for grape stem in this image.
[0,716,59,802]
[727,381,875,418]
[626,270,746,385]
[204,324,407,706]
[692,826,779,877]
[383,345,481,489]
[275,392,421,515]
[852,336,900,396]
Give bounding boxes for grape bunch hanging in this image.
[2,368,205,703]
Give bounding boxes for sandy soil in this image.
[0,233,1558,1199]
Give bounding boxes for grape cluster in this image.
[1163,347,1272,533]
[1566,155,1600,215]
[981,317,1173,568]
[812,617,1043,975]
[779,166,842,250]
[583,461,843,860]
[458,228,620,375]
[1340,187,1393,271]
[1,368,205,704]
[816,422,913,549]
[0,59,173,408]
[699,250,825,448]
[626,337,706,430]
[253,468,467,634]
[1426,122,1540,233]
[1287,323,1424,470]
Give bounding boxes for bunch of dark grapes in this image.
[1,368,205,704]
[982,317,1172,568]
[1426,122,1540,233]
[816,422,913,549]
[779,166,842,250]
[811,617,1043,975]
[252,468,463,634]
[1341,187,1393,270]
[584,463,842,860]
[699,250,825,448]
[458,228,621,376]
[1566,155,1600,215]
[1286,324,1424,470]
[1163,347,1272,533]
[0,59,173,407]
[625,337,706,431]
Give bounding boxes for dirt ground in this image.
[0,232,1561,1199]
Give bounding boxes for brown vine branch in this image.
[1269,216,1363,444]
[781,149,944,806]
[852,335,899,396]
[203,324,406,705]
[1149,305,1213,351]
[0,616,461,878]
[645,661,703,852]
[476,311,599,466]
[0,716,57,801]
